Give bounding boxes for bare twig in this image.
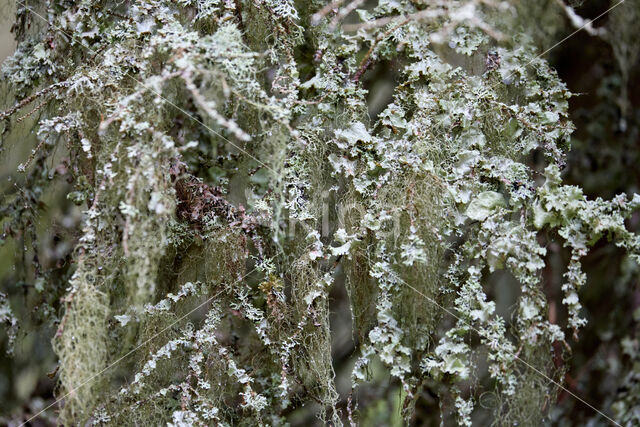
[311,0,347,26]
[341,1,505,41]
[554,0,608,37]
[15,97,50,123]
[329,0,367,30]
[342,7,447,32]
[351,19,409,82]
[0,81,66,121]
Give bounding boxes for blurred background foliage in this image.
[0,0,639,425]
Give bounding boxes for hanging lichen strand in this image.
[1,0,639,425]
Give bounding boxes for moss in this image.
[1,1,639,425]
[53,257,110,424]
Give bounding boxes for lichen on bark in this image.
[1,0,640,425]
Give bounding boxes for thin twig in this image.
[342,7,447,32]
[329,0,367,30]
[341,2,505,41]
[0,81,66,121]
[311,0,347,25]
[16,97,50,123]
[553,0,607,37]
[351,19,409,82]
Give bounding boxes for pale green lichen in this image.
[1,0,639,425]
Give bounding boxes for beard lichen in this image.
[1,0,640,425]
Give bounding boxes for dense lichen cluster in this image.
[1,0,639,425]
